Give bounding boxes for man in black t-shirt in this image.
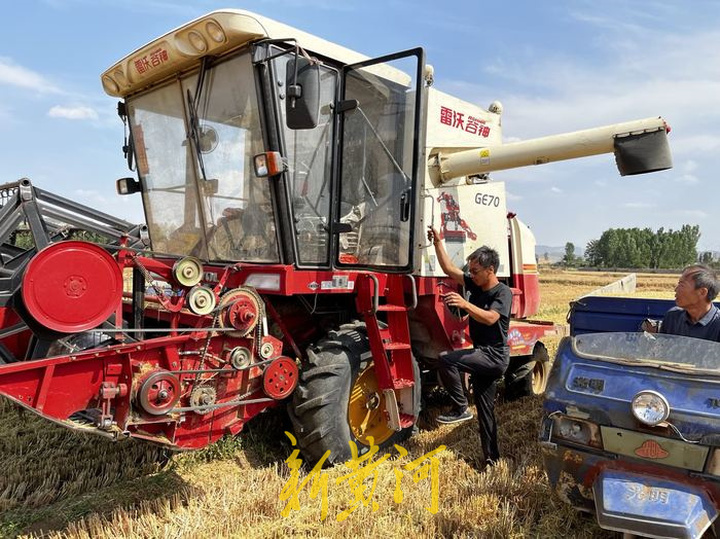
[427,226,513,465]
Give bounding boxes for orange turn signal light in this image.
[253,152,286,177]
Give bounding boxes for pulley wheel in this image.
[21,241,123,333]
[187,285,216,315]
[262,357,298,400]
[173,256,203,287]
[137,370,181,416]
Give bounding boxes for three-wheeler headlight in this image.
[552,416,603,449]
[631,390,670,426]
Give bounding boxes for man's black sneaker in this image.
[436,409,473,424]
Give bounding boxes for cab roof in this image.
[101,9,369,98]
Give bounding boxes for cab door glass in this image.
[275,56,338,265]
[337,51,422,270]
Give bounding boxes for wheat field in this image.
[0,270,678,538]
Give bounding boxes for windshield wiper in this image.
[186,56,212,183]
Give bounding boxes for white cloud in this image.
[0,57,60,93]
[683,160,698,173]
[506,190,522,201]
[550,186,563,194]
[622,202,655,209]
[48,105,99,120]
[676,174,699,185]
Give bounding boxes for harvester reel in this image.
[218,287,263,337]
[187,285,217,315]
[137,370,181,416]
[190,386,217,414]
[262,357,298,399]
[172,256,204,287]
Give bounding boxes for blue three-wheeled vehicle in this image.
[541,296,720,539]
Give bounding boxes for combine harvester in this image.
[0,10,672,463]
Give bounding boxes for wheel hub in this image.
[365,392,380,410]
[348,365,393,446]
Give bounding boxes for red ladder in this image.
[355,273,417,430]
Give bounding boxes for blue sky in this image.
[2,0,719,252]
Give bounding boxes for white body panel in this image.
[425,89,502,149]
[418,181,509,278]
[509,216,537,276]
[415,89,513,277]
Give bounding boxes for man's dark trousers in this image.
[438,346,508,463]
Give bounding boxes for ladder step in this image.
[393,378,414,389]
[384,342,411,351]
[377,304,408,312]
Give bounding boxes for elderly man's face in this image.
[675,270,708,309]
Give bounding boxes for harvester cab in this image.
[0,9,672,463]
[108,21,425,274]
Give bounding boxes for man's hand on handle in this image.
[441,292,468,311]
[427,225,441,246]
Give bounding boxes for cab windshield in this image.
[573,332,720,372]
[127,52,280,263]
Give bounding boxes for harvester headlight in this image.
[631,390,670,426]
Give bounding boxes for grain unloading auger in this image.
[0,10,672,460]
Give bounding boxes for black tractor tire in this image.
[288,321,421,465]
[503,342,550,401]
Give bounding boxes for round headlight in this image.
[631,390,670,426]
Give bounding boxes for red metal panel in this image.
[21,241,123,333]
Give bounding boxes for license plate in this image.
[623,483,670,504]
[594,469,717,539]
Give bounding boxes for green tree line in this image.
[583,225,700,269]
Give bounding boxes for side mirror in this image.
[286,58,320,130]
[116,177,142,195]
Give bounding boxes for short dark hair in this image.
[684,264,720,302]
[467,245,500,273]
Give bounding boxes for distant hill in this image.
[536,244,584,263]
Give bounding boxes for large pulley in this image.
[218,287,264,337]
[262,357,298,399]
[136,370,181,416]
[21,241,123,333]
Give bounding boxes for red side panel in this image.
[512,272,541,319]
